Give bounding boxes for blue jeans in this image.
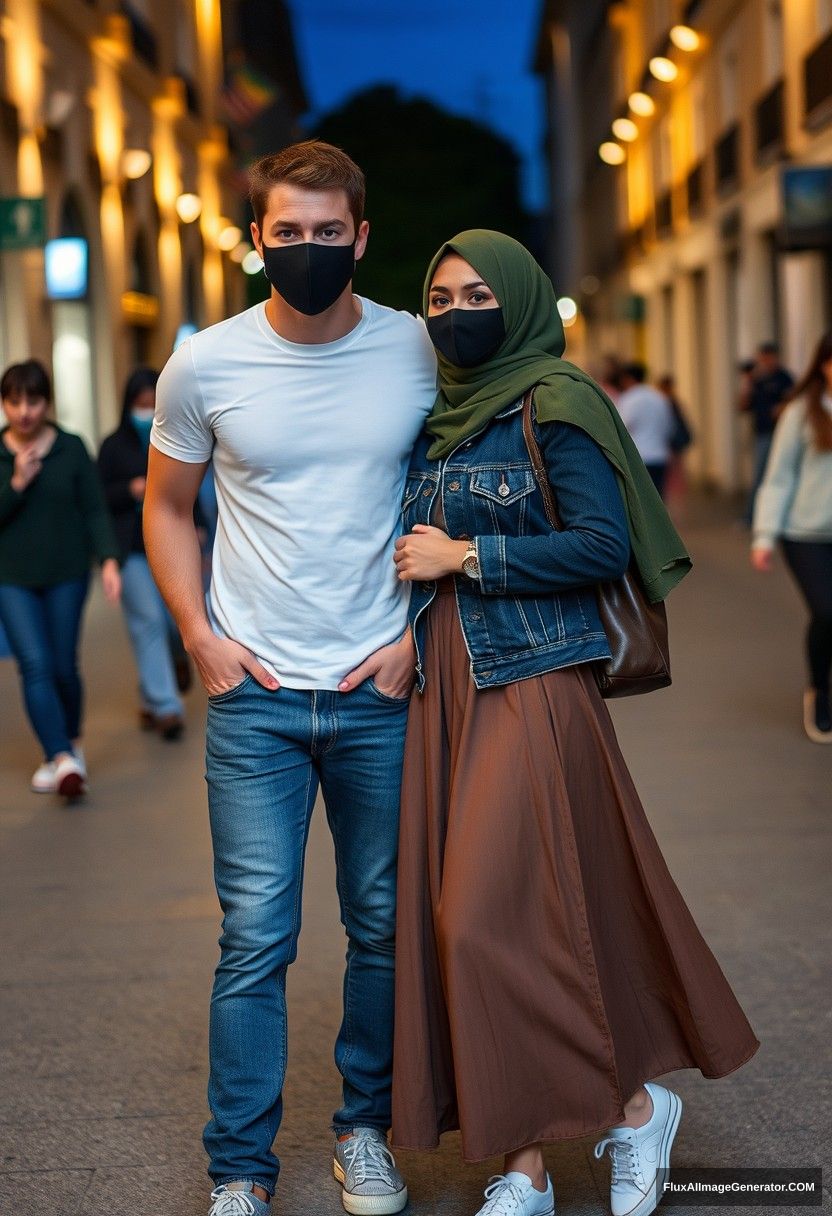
[0,576,89,759]
[120,554,183,717]
[745,432,774,526]
[203,675,410,1195]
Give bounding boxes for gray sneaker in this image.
[209,1182,270,1215]
[332,1126,408,1214]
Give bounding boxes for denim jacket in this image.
[402,399,631,691]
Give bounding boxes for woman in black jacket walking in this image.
[98,369,188,740]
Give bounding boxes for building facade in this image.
[0,0,304,449]
[536,0,832,489]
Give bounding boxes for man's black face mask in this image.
[261,240,356,316]
[426,307,506,367]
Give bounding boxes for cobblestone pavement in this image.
[1,495,829,1215]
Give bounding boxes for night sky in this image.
[286,0,546,211]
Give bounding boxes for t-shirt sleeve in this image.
[151,339,213,463]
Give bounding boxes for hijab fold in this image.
[423,230,692,602]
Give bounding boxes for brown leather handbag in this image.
[521,390,672,698]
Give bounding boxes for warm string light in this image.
[599,142,626,165]
[629,92,655,117]
[649,56,678,83]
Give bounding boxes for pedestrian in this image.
[657,373,694,503]
[143,141,436,1216]
[598,353,623,403]
[0,359,121,799]
[615,362,675,497]
[98,368,189,741]
[751,331,832,743]
[390,230,760,1216]
[739,341,794,526]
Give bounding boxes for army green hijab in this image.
[423,229,692,602]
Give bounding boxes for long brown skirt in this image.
[391,584,760,1163]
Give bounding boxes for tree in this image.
[313,86,527,312]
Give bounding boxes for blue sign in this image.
[45,237,89,300]
[781,166,832,249]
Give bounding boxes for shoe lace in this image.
[209,1186,257,1216]
[481,1175,527,1215]
[594,1135,639,1184]
[342,1133,396,1186]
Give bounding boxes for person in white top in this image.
[615,362,675,498]
[751,331,832,743]
[144,141,436,1216]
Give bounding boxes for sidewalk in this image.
[0,494,828,1215]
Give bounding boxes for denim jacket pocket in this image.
[469,468,536,507]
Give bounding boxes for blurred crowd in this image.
[1,328,830,802]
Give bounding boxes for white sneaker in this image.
[53,755,86,799]
[474,1172,555,1216]
[31,760,58,793]
[72,744,87,776]
[594,1082,682,1216]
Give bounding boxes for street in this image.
[1,495,829,1216]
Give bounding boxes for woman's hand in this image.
[394,525,469,581]
[10,446,42,493]
[101,558,122,604]
[750,544,774,573]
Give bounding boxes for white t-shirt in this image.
[617,384,675,465]
[151,297,437,689]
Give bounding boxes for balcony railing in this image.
[715,124,740,193]
[686,160,704,218]
[755,79,785,161]
[805,30,832,127]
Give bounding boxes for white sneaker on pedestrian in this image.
[209,1182,270,1215]
[332,1126,408,1214]
[72,744,87,776]
[31,760,58,793]
[594,1082,682,1216]
[474,1172,555,1216]
[53,755,86,799]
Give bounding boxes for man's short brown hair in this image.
[248,140,366,234]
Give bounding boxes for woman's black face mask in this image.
[261,240,356,315]
[426,307,506,367]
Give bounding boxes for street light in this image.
[649,57,679,83]
[175,192,202,223]
[599,142,626,165]
[612,117,639,142]
[242,249,264,275]
[218,223,243,252]
[628,92,656,117]
[121,149,152,180]
[557,297,578,323]
[670,25,701,52]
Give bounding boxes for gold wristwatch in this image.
[461,541,480,580]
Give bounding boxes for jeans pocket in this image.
[366,677,412,705]
[207,672,255,704]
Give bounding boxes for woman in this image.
[98,368,188,740]
[0,359,121,798]
[390,232,760,1216]
[751,332,832,743]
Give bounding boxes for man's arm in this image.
[144,447,278,694]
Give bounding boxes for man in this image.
[144,140,436,1216]
[615,362,675,498]
[739,341,794,525]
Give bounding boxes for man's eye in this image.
[321,228,339,239]
[277,231,296,240]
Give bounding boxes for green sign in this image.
[0,197,46,250]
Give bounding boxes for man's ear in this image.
[250,220,262,256]
[355,219,370,262]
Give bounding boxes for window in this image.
[691,74,707,160]
[719,21,740,128]
[763,0,784,86]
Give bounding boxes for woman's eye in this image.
[430,295,449,308]
[470,292,489,304]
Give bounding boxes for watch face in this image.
[463,553,479,578]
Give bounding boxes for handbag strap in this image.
[521,388,563,531]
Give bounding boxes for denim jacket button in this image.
[468,611,482,622]
[422,488,432,497]
[448,479,461,491]
[480,670,492,678]
[498,482,510,498]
